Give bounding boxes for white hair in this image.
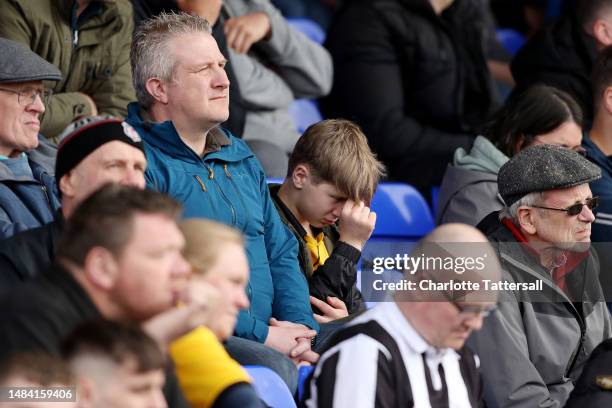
[499,191,545,222]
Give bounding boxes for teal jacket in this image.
[126,103,318,342]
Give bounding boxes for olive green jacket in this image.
[0,0,135,141]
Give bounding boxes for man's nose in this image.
[579,204,596,223]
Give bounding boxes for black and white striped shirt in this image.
[303,302,482,408]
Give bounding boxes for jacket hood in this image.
[0,136,56,182]
[126,102,252,164]
[453,135,508,174]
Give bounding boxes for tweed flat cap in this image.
[0,38,61,83]
[498,144,601,207]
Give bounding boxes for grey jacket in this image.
[223,0,333,153]
[436,136,508,225]
[468,212,612,408]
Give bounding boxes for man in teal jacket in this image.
[127,11,318,392]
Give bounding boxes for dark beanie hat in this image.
[56,116,145,184]
[498,144,601,207]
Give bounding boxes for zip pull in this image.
[73,29,79,47]
[194,175,207,192]
[223,164,232,178]
[207,165,215,180]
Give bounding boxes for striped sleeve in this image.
[304,334,397,408]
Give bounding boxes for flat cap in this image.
[498,144,601,207]
[0,38,62,83]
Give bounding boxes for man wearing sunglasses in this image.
[468,144,612,408]
[0,38,62,239]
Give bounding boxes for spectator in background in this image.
[173,219,262,408]
[581,45,612,308]
[128,12,318,393]
[61,320,167,408]
[303,223,500,407]
[0,0,135,141]
[0,352,77,408]
[0,185,204,408]
[512,0,612,123]
[470,145,611,407]
[0,117,146,296]
[0,38,62,240]
[437,85,583,226]
[270,119,384,322]
[565,337,612,407]
[322,0,499,193]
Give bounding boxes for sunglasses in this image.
[530,196,599,216]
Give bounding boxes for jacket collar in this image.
[0,136,56,182]
[127,102,251,164]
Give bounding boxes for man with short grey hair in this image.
[469,144,612,407]
[126,11,319,393]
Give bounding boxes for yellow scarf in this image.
[304,232,330,271]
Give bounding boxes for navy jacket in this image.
[0,137,61,239]
[126,103,318,342]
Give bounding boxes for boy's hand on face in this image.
[311,296,349,323]
[339,200,376,251]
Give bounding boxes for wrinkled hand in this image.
[311,296,348,324]
[142,280,221,350]
[339,200,376,251]
[224,12,271,53]
[266,318,319,364]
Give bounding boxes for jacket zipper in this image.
[206,163,237,226]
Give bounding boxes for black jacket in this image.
[565,338,612,407]
[322,0,498,191]
[0,262,191,408]
[0,215,62,298]
[269,185,364,315]
[511,13,598,122]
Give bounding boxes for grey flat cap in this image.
[0,38,61,83]
[498,144,601,207]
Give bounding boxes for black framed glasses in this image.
[530,196,600,216]
[0,87,52,106]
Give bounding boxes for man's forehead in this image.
[0,79,44,89]
[544,183,592,202]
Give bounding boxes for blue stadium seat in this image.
[496,29,526,56]
[289,99,323,134]
[359,183,435,305]
[286,18,326,44]
[298,365,315,401]
[244,365,297,408]
[370,183,435,238]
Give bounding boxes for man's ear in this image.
[59,172,76,199]
[291,164,311,190]
[516,206,537,236]
[145,78,169,105]
[76,377,96,408]
[83,247,119,291]
[593,19,612,47]
[602,86,612,115]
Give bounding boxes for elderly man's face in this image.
[0,80,45,156]
[531,184,596,250]
[165,33,230,133]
